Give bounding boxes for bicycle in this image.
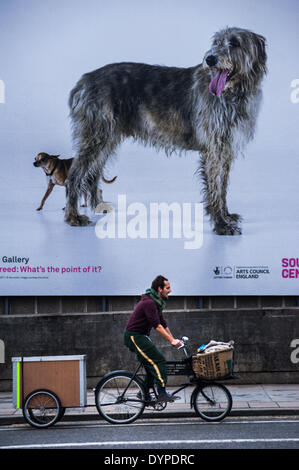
[94,336,235,425]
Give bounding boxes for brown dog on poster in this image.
[33,152,116,211]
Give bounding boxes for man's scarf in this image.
[145,288,166,311]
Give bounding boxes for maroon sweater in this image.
[126,294,168,336]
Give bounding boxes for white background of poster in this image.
[0,0,298,295]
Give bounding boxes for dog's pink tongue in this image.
[209,70,229,96]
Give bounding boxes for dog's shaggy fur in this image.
[65,27,267,234]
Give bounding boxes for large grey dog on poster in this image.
[65,27,267,235]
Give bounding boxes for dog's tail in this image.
[102,175,117,184]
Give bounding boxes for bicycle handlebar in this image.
[177,336,189,349]
[177,336,190,357]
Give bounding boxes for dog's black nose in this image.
[206,55,218,67]
[33,162,38,166]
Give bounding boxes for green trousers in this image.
[124,330,167,389]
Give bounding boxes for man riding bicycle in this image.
[124,275,182,402]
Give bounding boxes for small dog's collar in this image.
[45,159,58,176]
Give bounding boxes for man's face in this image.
[158,280,171,300]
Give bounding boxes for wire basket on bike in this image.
[192,347,234,380]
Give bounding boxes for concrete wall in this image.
[1,307,299,391]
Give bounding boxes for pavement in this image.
[1,384,299,424]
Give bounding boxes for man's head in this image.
[151,275,171,300]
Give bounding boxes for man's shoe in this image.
[156,392,181,403]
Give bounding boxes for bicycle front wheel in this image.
[95,371,146,424]
[193,383,232,422]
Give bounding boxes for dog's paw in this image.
[36,207,42,211]
[65,214,91,226]
[214,221,242,236]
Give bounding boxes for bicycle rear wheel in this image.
[95,371,146,424]
[193,383,232,422]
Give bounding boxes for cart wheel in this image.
[23,389,62,428]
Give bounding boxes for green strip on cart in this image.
[16,361,21,408]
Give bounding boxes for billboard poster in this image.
[0,0,298,296]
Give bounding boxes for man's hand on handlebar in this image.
[171,338,182,348]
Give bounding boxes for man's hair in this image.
[151,275,168,292]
